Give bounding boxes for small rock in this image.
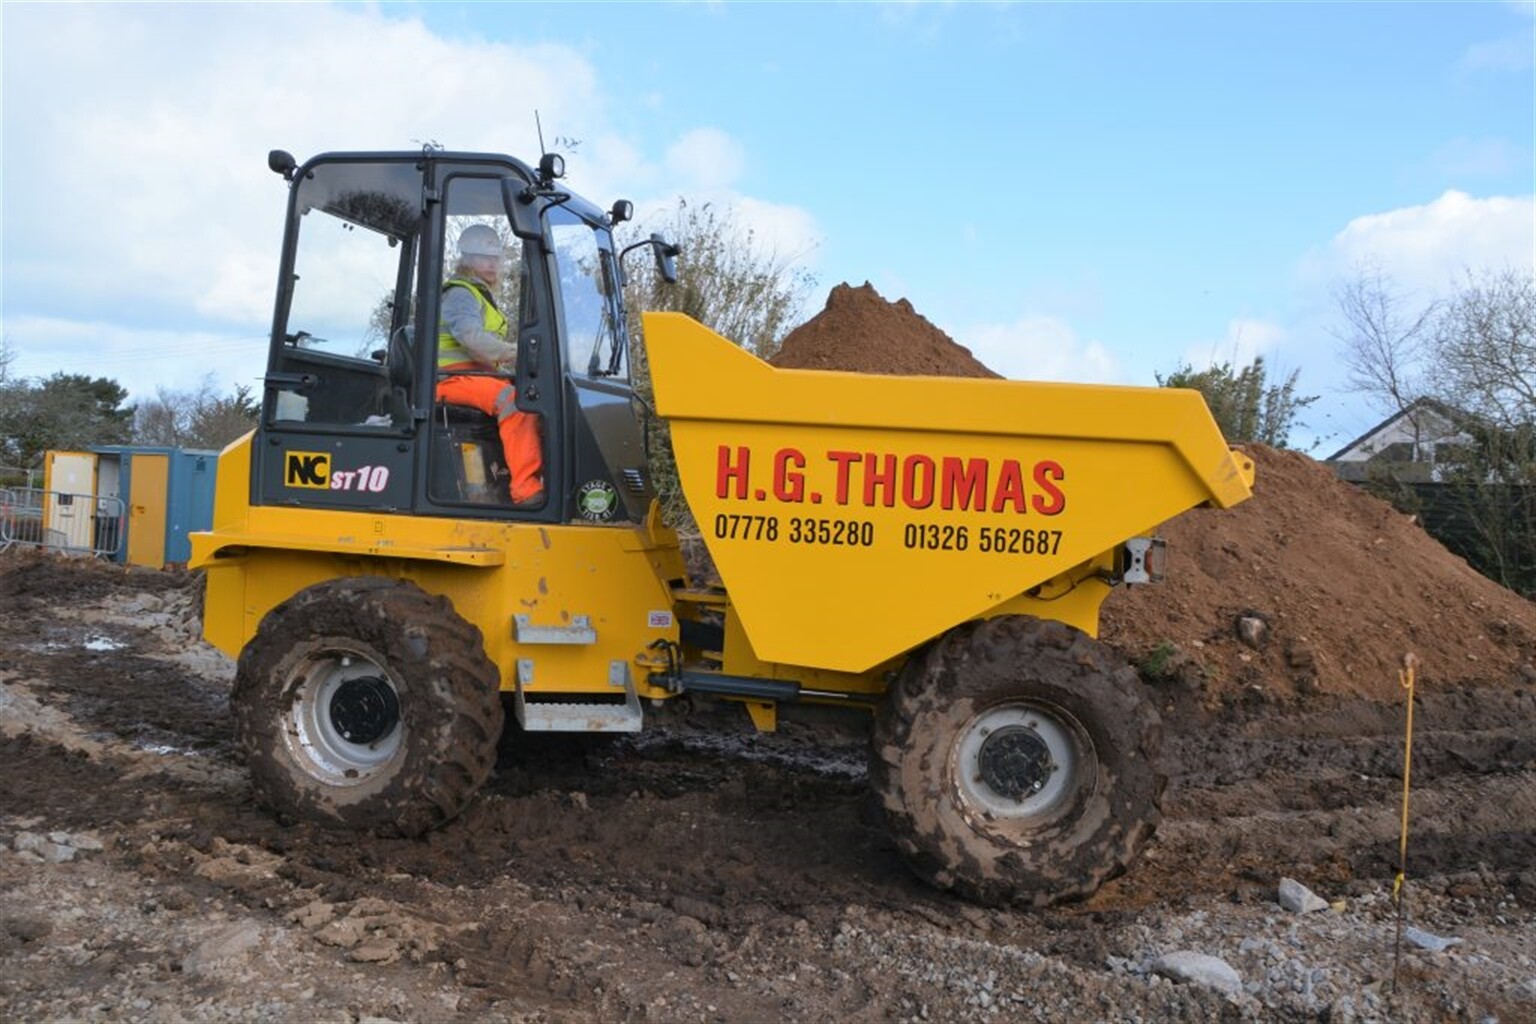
[349,938,400,963]
[1403,925,1463,952]
[314,918,365,949]
[669,896,719,927]
[569,791,589,811]
[14,832,76,864]
[1278,878,1328,914]
[1236,615,1269,650]
[287,900,336,930]
[182,921,263,975]
[66,834,105,853]
[1152,951,1243,997]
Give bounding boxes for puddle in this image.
[83,636,126,652]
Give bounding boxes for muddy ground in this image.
[1,551,1534,1023]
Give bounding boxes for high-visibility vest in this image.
[437,277,508,369]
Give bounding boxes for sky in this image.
[2,1,1532,453]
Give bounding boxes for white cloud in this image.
[1458,33,1535,74]
[1303,190,1535,299]
[1,4,821,375]
[4,5,599,330]
[951,314,1120,383]
[664,128,747,191]
[1181,318,1286,371]
[628,188,824,273]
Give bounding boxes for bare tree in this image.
[1330,259,1438,417]
[133,377,259,450]
[1433,268,1536,430]
[619,198,818,532]
[621,198,816,361]
[1332,265,1536,595]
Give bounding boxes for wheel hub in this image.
[328,675,400,745]
[953,700,1092,826]
[977,725,1052,801]
[284,647,406,787]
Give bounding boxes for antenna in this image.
[534,110,547,157]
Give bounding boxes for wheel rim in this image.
[951,700,1094,833]
[284,643,404,786]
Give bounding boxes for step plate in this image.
[513,659,643,733]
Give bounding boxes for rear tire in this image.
[233,577,503,836]
[870,616,1163,906]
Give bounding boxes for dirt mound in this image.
[1100,444,1536,702]
[771,282,1000,378]
[771,285,1535,704]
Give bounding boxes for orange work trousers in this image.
[436,375,544,502]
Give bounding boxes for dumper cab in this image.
[252,148,662,526]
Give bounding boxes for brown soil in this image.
[771,282,1000,378]
[3,552,1534,1022]
[1102,444,1536,703]
[772,283,1536,706]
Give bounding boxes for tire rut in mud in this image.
[1102,687,1536,909]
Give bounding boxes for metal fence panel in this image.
[0,488,125,558]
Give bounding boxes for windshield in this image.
[548,206,625,379]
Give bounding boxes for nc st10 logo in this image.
[285,451,331,489]
[284,452,392,493]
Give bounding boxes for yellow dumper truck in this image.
[191,148,1254,906]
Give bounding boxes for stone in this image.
[1278,877,1328,914]
[14,832,76,863]
[1151,951,1243,997]
[1236,616,1270,650]
[182,921,263,975]
[287,900,336,930]
[314,918,366,949]
[1402,925,1463,952]
[66,834,105,853]
[669,896,719,927]
[349,938,401,963]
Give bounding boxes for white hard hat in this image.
[457,224,502,259]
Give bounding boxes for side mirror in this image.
[502,178,544,238]
[651,233,679,285]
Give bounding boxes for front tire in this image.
[870,616,1163,906]
[233,577,503,836]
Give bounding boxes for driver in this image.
[436,224,544,505]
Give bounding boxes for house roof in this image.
[1325,397,1468,462]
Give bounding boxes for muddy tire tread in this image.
[870,616,1163,907]
[233,577,503,837]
